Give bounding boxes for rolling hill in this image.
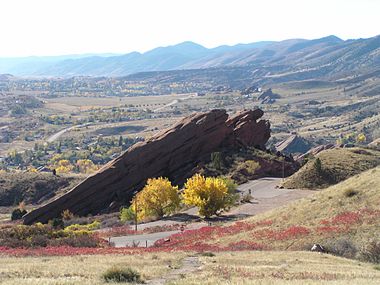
[282,147,380,189]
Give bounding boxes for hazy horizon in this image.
[0,0,379,57]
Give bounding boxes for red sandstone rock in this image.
[24,109,270,224]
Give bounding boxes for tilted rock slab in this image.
[24,109,270,224]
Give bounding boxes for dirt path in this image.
[147,256,201,285]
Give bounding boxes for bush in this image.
[50,218,64,229]
[0,223,101,248]
[324,238,357,259]
[49,234,99,248]
[102,267,141,283]
[62,209,75,221]
[11,208,27,221]
[344,188,359,198]
[314,157,322,173]
[360,240,380,264]
[237,160,260,175]
[120,207,136,222]
[200,252,215,257]
[211,152,223,170]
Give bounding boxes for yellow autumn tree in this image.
[55,159,73,174]
[356,133,366,144]
[129,177,180,221]
[76,159,98,174]
[182,174,229,218]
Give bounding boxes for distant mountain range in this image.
[0,35,379,78]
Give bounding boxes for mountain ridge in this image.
[0,35,378,78]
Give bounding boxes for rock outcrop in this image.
[24,109,270,224]
[275,134,312,155]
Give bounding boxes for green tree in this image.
[314,157,322,173]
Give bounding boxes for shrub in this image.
[64,221,100,232]
[120,207,136,222]
[102,267,141,283]
[211,152,223,170]
[200,252,215,257]
[49,234,99,248]
[219,177,239,208]
[11,208,27,221]
[50,218,64,229]
[344,188,359,198]
[360,240,380,264]
[238,160,260,175]
[324,238,358,259]
[314,157,322,173]
[62,209,75,221]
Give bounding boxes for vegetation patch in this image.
[102,266,142,283]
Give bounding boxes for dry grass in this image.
[172,251,380,285]
[207,167,380,250]
[0,252,186,285]
[0,172,84,208]
[1,251,379,284]
[283,147,380,189]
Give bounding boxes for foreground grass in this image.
[0,251,379,285]
[0,252,186,285]
[173,251,380,285]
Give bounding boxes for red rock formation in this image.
[24,109,270,224]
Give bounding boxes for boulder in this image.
[24,109,270,224]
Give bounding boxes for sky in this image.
[0,0,379,57]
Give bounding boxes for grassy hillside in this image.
[0,172,84,206]
[158,167,380,258]
[282,147,380,189]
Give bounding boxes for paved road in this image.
[153,94,196,112]
[237,177,291,198]
[108,177,315,247]
[46,123,91,143]
[229,177,314,217]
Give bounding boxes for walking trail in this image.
[147,256,201,285]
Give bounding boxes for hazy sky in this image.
[0,0,379,57]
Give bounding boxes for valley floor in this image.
[0,251,379,285]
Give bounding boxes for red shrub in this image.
[331,212,361,225]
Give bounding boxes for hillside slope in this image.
[158,167,380,256]
[282,147,380,189]
[0,172,83,206]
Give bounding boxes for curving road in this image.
[46,123,91,143]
